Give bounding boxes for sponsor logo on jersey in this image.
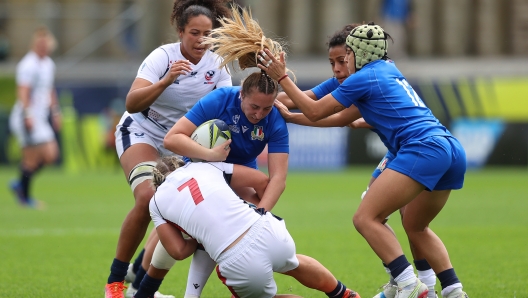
[173,80,180,84]
[140,62,146,72]
[134,133,145,137]
[242,125,249,133]
[251,125,265,141]
[193,283,200,289]
[377,157,388,172]
[189,71,198,77]
[229,125,240,133]
[232,114,240,124]
[205,70,215,81]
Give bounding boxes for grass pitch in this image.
[1,166,527,297]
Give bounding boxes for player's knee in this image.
[133,185,155,208]
[352,212,366,233]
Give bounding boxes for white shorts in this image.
[9,106,54,147]
[114,113,174,158]
[215,213,299,298]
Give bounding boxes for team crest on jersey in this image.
[205,70,215,81]
[232,115,240,124]
[377,157,389,172]
[229,125,240,133]
[251,125,264,141]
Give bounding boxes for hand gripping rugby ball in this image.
[190,119,231,162]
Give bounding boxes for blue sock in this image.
[414,259,432,271]
[326,280,347,298]
[437,268,460,289]
[108,258,129,283]
[133,249,145,274]
[388,255,412,280]
[132,265,147,289]
[134,274,163,298]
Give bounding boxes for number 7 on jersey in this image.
[177,178,204,205]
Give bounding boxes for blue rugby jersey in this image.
[331,59,451,154]
[185,86,289,168]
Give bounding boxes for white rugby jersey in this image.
[13,51,55,119]
[129,43,232,137]
[149,162,261,261]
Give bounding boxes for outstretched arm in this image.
[276,90,317,109]
[259,49,345,122]
[275,100,362,127]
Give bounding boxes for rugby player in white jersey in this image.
[140,156,360,298]
[104,1,233,297]
[9,26,61,209]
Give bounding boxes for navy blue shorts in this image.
[387,136,466,191]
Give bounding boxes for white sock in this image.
[394,265,418,289]
[417,268,436,296]
[383,264,397,285]
[441,283,462,297]
[184,249,216,297]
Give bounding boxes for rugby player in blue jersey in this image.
[275,24,441,298]
[261,23,469,298]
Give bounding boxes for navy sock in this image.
[388,255,411,280]
[133,249,145,274]
[134,274,163,298]
[414,259,432,271]
[132,265,147,289]
[20,168,33,200]
[108,258,129,283]
[437,268,460,289]
[326,280,346,298]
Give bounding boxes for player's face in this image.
[179,14,213,64]
[345,47,356,74]
[240,89,275,124]
[34,36,51,58]
[329,45,350,84]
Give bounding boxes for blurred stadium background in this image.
[0,0,527,171]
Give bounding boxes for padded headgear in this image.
[346,22,388,70]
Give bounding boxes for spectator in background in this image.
[380,0,411,58]
[8,25,61,208]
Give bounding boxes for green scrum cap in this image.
[346,22,388,70]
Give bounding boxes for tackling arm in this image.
[156,223,198,261]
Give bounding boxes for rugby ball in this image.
[190,119,231,162]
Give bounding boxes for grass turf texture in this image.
[1,166,527,297]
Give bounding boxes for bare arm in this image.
[156,223,198,260]
[126,60,192,113]
[257,153,288,211]
[18,85,33,130]
[164,116,231,162]
[276,90,317,109]
[230,164,269,201]
[259,50,344,122]
[348,117,373,129]
[275,100,362,127]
